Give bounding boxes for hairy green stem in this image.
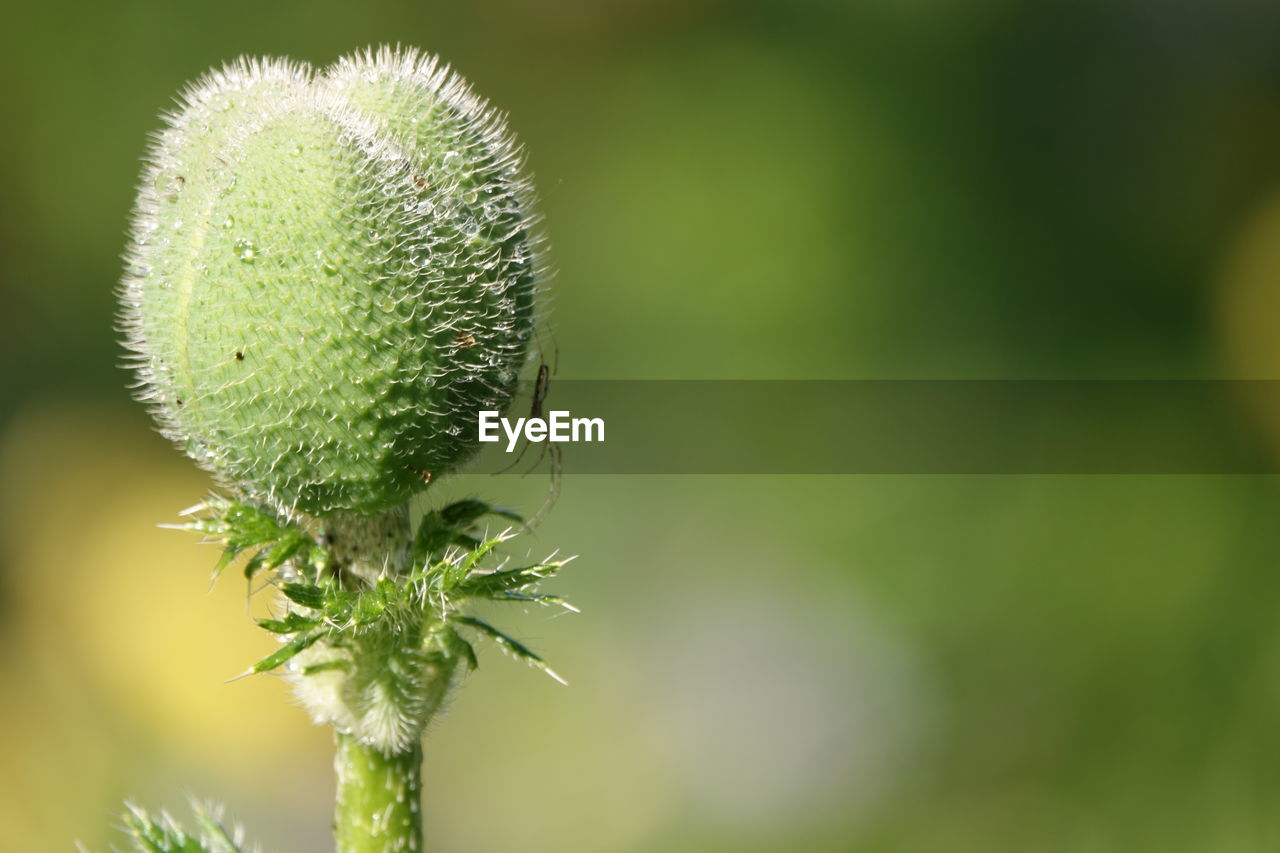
[324,503,427,851]
[334,732,424,853]
[325,505,413,583]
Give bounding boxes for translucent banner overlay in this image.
[458,381,1280,474]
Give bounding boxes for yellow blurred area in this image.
[1218,190,1280,379]
[1215,189,1280,464]
[0,401,329,849]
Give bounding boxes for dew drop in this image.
[153,170,185,200]
[234,238,257,263]
[213,168,237,195]
[222,215,235,230]
[290,143,303,157]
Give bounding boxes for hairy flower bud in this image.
[121,47,543,516]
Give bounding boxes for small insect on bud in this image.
[121,46,544,516]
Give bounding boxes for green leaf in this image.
[251,631,322,674]
[118,801,248,853]
[440,499,521,527]
[281,582,326,609]
[442,530,515,590]
[120,804,193,853]
[244,532,309,579]
[305,542,332,575]
[454,560,562,598]
[210,547,240,583]
[349,588,392,626]
[256,611,320,634]
[242,550,268,581]
[188,803,246,853]
[411,513,461,560]
[487,591,580,612]
[411,499,523,562]
[174,497,324,584]
[452,615,566,685]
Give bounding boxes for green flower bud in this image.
[121,47,544,516]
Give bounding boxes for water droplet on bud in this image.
[213,169,237,194]
[153,170,185,200]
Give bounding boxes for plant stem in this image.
[334,732,423,853]
[325,505,413,584]
[328,504,424,851]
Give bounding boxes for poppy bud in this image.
[121,46,542,516]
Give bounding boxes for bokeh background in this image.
[5,1,1280,850]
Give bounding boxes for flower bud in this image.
[122,47,542,516]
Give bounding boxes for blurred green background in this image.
[6,0,1280,850]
